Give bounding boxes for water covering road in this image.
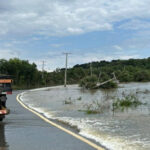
[0,91,99,150]
[21,83,150,150]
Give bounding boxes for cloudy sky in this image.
[0,0,150,71]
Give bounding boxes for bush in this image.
[63,97,73,104]
[112,93,144,112]
[79,75,98,89]
[83,100,102,114]
[118,71,134,82]
[134,70,150,82]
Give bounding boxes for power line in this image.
[63,52,71,87]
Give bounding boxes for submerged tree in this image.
[79,75,98,89]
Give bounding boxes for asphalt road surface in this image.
[0,90,104,150]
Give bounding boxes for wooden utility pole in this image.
[42,61,45,79]
[63,53,71,87]
[90,63,93,76]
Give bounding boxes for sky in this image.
[0,0,150,71]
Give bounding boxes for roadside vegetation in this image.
[77,96,82,101]
[63,96,82,104]
[83,100,102,114]
[112,92,146,115]
[79,75,118,89]
[76,91,147,115]
[79,75,97,89]
[1,57,150,89]
[63,97,73,104]
[99,81,118,89]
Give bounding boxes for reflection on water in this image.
[0,123,9,150]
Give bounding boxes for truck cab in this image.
[0,75,12,121]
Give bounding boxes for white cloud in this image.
[0,0,149,70]
[113,45,123,51]
[0,49,21,59]
[0,0,150,37]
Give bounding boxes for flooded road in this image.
[0,91,97,150]
[0,123,8,150]
[21,83,150,150]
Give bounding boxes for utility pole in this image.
[63,53,71,87]
[42,61,45,79]
[90,62,93,76]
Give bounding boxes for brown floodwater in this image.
[20,83,150,150]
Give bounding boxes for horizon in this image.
[2,56,150,72]
[0,0,150,71]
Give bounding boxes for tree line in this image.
[0,57,150,89]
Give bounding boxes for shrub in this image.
[83,100,102,114]
[112,93,144,113]
[77,96,82,101]
[134,70,150,82]
[63,97,73,104]
[79,75,98,89]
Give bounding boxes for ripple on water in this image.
[20,83,150,150]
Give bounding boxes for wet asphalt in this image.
[0,91,97,150]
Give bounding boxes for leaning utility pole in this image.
[63,53,71,87]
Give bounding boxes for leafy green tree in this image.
[134,70,150,82]
[118,71,133,82]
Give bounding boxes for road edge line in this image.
[16,93,105,150]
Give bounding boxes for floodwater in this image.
[20,83,150,150]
